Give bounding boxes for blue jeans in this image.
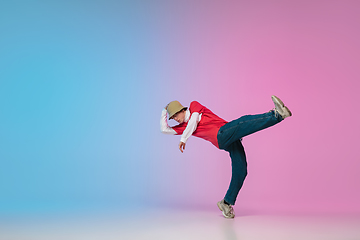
[217,110,283,205]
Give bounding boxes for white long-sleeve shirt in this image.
[160,108,202,143]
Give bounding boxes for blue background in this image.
[0,0,170,213]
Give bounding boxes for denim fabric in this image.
[217,110,283,205]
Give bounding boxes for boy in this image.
[160,96,292,218]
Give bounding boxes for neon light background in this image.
[0,0,359,215]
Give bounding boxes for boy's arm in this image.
[180,112,201,143]
[178,112,200,153]
[160,108,177,134]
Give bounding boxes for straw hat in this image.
[167,101,187,119]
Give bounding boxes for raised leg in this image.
[217,110,282,150]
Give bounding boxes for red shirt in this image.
[172,101,228,148]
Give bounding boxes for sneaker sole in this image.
[271,95,284,108]
[284,106,292,117]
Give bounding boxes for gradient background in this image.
[0,0,359,216]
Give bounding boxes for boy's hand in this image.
[179,142,186,153]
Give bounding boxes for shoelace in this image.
[272,108,279,118]
[224,204,234,216]
[228,205,234,215]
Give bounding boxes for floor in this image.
[1,208,360,240]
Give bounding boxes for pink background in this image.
[152,0,360,214]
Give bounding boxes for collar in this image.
[184,109,190,122]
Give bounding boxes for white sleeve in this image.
[160,108,177,134]
[180,112,201,143]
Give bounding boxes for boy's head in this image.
[167,100,187,124]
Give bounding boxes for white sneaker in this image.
[217,200,235,219]
[271,95,292,119]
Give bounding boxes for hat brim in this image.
[169,107,188,120]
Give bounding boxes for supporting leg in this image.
[224,140,247,205]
